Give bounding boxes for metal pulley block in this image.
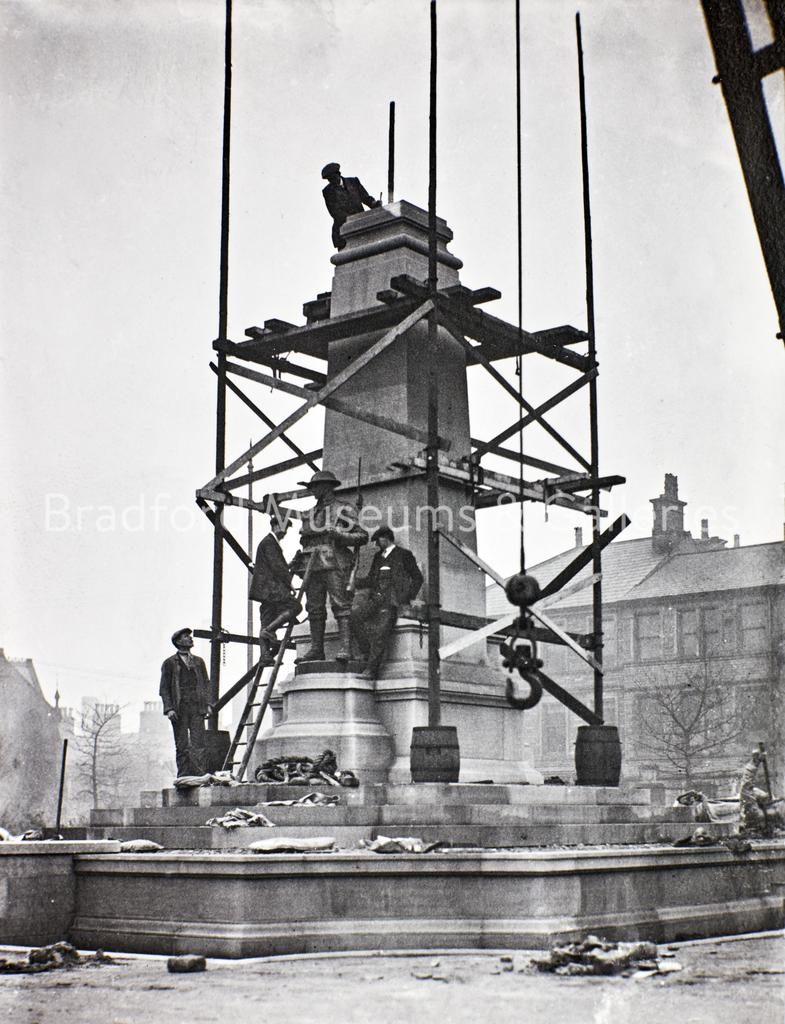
[504,572,541,608]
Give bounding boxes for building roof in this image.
[486,536,666,617]
[625,541,785,601]
[485,537,785,617]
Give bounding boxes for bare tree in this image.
[638,658,747,788]
[73,702,130,809]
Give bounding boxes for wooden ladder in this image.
[223,554,314,781]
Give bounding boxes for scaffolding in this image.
[195,1,629,777]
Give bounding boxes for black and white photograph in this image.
[1,1,784,1020]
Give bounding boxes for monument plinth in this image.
[257,201,542,785]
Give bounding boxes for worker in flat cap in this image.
[321,162,381,250]
[159,628,211,777]
[250,512,302,665]
[295,469,368,662]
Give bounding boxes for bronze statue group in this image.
[161,469,422,777]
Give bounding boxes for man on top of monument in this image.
[295,469,368,662]
[321,162,381,250]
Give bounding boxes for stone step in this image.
[87,818,724,849]
[91,802,695,829]
[154,782,656,810]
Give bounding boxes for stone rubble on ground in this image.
[0,942,112,974]
[532,935,682,977]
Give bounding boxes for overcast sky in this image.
[2,0,783,726]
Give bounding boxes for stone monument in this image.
[258,201,542,785]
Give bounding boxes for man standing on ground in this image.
[298,469,368,662]
[321,162,381,250]
[159,628,211,777]
[351,526,423,680]
[249,513,302,665]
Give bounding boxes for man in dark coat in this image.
[250,514,301,665]
[321,161,381,249]
[159,628,211,777]
[351,526,424,680]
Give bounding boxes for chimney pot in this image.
[701,519,709,540]
[574,527,583,547]
[733,534,740,548]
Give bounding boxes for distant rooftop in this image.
[485,473,785,616]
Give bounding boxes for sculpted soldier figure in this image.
[321,162,381,250]
[351,526,424,680]
[297,469,368,662]
[159,628,211,777]
[249,514,302,665]
[738,748,772,832]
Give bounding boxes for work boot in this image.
[258,631,277,667]
[299,617,325,662]
[335,616,352,662]
[359,655,381,681]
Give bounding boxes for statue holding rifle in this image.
[296,470,368,663]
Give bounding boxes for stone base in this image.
[262,623,543,787]
[70,842,785,957]
[256,663,394,785]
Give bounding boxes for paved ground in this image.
[0,933,782,1024]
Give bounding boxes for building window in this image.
[678,609,700,658]
[635,610,662,661]
[702,605,737,655]
[740,602,768,652]
[603,694,618,726]
[602,616,617,668]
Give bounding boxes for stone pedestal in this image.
[256,200,541,786]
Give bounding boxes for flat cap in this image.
[321,162,340,179]
[171,627,192,646]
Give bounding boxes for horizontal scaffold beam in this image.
[394,455,616,516]
[204,300,434,491]
[237,279,589,370]
[398,606,596,650]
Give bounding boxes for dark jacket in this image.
[249,533,292,603]
[159,653,211,716]
[359,546,424,607]
[322,176,380,247]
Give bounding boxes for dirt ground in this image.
[0,933,782,1024]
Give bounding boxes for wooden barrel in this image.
[410,726,460,783]
[574,725,622,786]
[203,729,231,773]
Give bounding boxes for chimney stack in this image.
[650,473,688,553]
[733,534,740,548]
[574,527,583,548]
[701,519,709,540]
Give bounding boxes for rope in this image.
[515,0,526,575]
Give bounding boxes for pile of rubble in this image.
[254,750,358,787]
[533,935,681,977]
[0,942,112,975]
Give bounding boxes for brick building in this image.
[486,475,785,797]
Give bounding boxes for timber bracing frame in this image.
[197,267,626,725]
[701,0,785,343]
